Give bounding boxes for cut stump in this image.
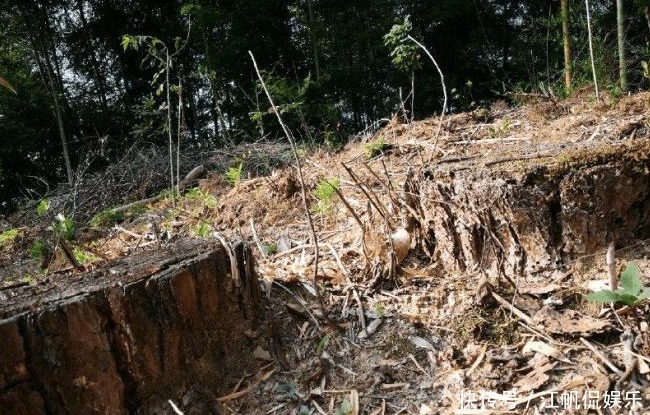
[0,238,262,414]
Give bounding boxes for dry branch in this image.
[249,51,327,321]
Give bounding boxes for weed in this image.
[296,405,312,415]
[316,333,331,354]
[29,239,47,260]
[192,221,211,238]
[90,209,124,229]
[374,301,386,318]
[274,381,298,400]
[52,214,74,240]
[314,177,340,214]
[334,399,353,415]
[158,188,176,200]
[36,199,50,216]
[73,247,98,265]
[184,188,217,208]
[586,261,650,306]
[0,228,19,247]
[364,137,387,159]
[262,243,277,255]
[225,161,243,185]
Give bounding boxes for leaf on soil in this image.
[532,306,610,335]
[253,345,273,361]
[519,282,561,296]
[410,336,435,351]
[419,403,434,415]
[522,340,572,364]
[513,361,556,393]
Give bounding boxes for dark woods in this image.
[1,0,649,211]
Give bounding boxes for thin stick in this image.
[168,400,185,415]
[406,35,447,141]
[606,243,617,290]
[249,51,326,319]
[249,218,268,258]
[580,337,623,375]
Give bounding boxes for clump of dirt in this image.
[3,92,650,413]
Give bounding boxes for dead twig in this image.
[249,51,328,321]
[249,218,268,258]
[579,337,624,375]
[491,291,534,326]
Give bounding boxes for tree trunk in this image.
[306,0,321,81]
[74,0,110,116]
[617,0,627,91]
[19,2,74,186]
[561,0,572,90]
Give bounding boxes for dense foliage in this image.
[1,0,650,211]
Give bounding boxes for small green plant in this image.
[36,199,50,216]
[225,161,243,185]
[316,333,331,354]
[29,239,47,260]
[274,381,298,400]
[73,248,98,265]
[192,221,211,237]
[501,119,510,134]
[90,208,125,228]
[334,399,353,415]
[184,188,217,208]
[158,188,176,200]
[0,228,19,247]
[364,138,387,159]
[374,301,386,318]
[314,178,340,214]
[586,261,650,306]
[262,243,277,255]
[296,405,313,415]
[52,214,74,240]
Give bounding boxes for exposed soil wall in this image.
[409,141,650,278]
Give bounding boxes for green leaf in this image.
[638,288,650,301]
[121,35,136,51]
[616,294,639,306]
[585,290,622,303]
[618,261,641,296]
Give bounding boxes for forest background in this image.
[1,0,649,213]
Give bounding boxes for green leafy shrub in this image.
[52,214,74,240]
[262,243,277,255]
[36,199,50,216]
[73,247,97,265]
[225,161,243,185]
[314,178,340,214]
[192,221,211,237]
[184,188,217,208]
[29,239,47,260]
[364,138,387,159]
[586,261,650,306]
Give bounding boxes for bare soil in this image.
[2,91,650,414]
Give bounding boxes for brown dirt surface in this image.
[2,91,650,413]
